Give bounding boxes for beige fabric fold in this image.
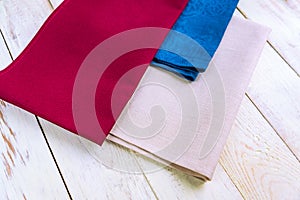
[108,16,271,181]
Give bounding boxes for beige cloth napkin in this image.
[108,16,270,181]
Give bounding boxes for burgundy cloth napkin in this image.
[0,0,188,144]
[109,16,271,181]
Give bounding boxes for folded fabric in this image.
[109,16,271,181]
[152,0,239,81]
[0,0,188,144]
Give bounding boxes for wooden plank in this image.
[40,119,158,199]
[0,0,53,57]
[238,0,300,75]
[134,154,243,200]
[236,5,300,162]
[246,44,300,160]
[40,118,246,199]
[0,102,70,199]
[220,97,300,200]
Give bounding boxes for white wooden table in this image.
[0,0,299,199]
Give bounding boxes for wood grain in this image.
[220,97,300,200]
[238,0,300,75]
[0,96,69,199]
[247,44,300,160]
[0,0,52,57]
[236,4,300,160]
[40,119,158,200]
[134,153,243,200]
[0,2,70,198]
[40,117,247,199]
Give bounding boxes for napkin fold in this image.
[109,16,271,181]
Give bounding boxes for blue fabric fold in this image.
[151,0,239,81]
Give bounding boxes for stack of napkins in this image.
[108,17,270,181]
[0,0,270,181]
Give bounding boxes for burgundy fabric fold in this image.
[0,0,188,144]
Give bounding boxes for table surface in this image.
[0,0,299,199]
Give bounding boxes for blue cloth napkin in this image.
[152,0,239,81]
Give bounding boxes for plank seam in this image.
[132,151,160,200]
[36,116,73,200]
[0,30,14,60]
[244,94,300,162]
[219,162,246,200]
[46,0,54,10]
[237,7,300,77]
[237,7,300,161]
